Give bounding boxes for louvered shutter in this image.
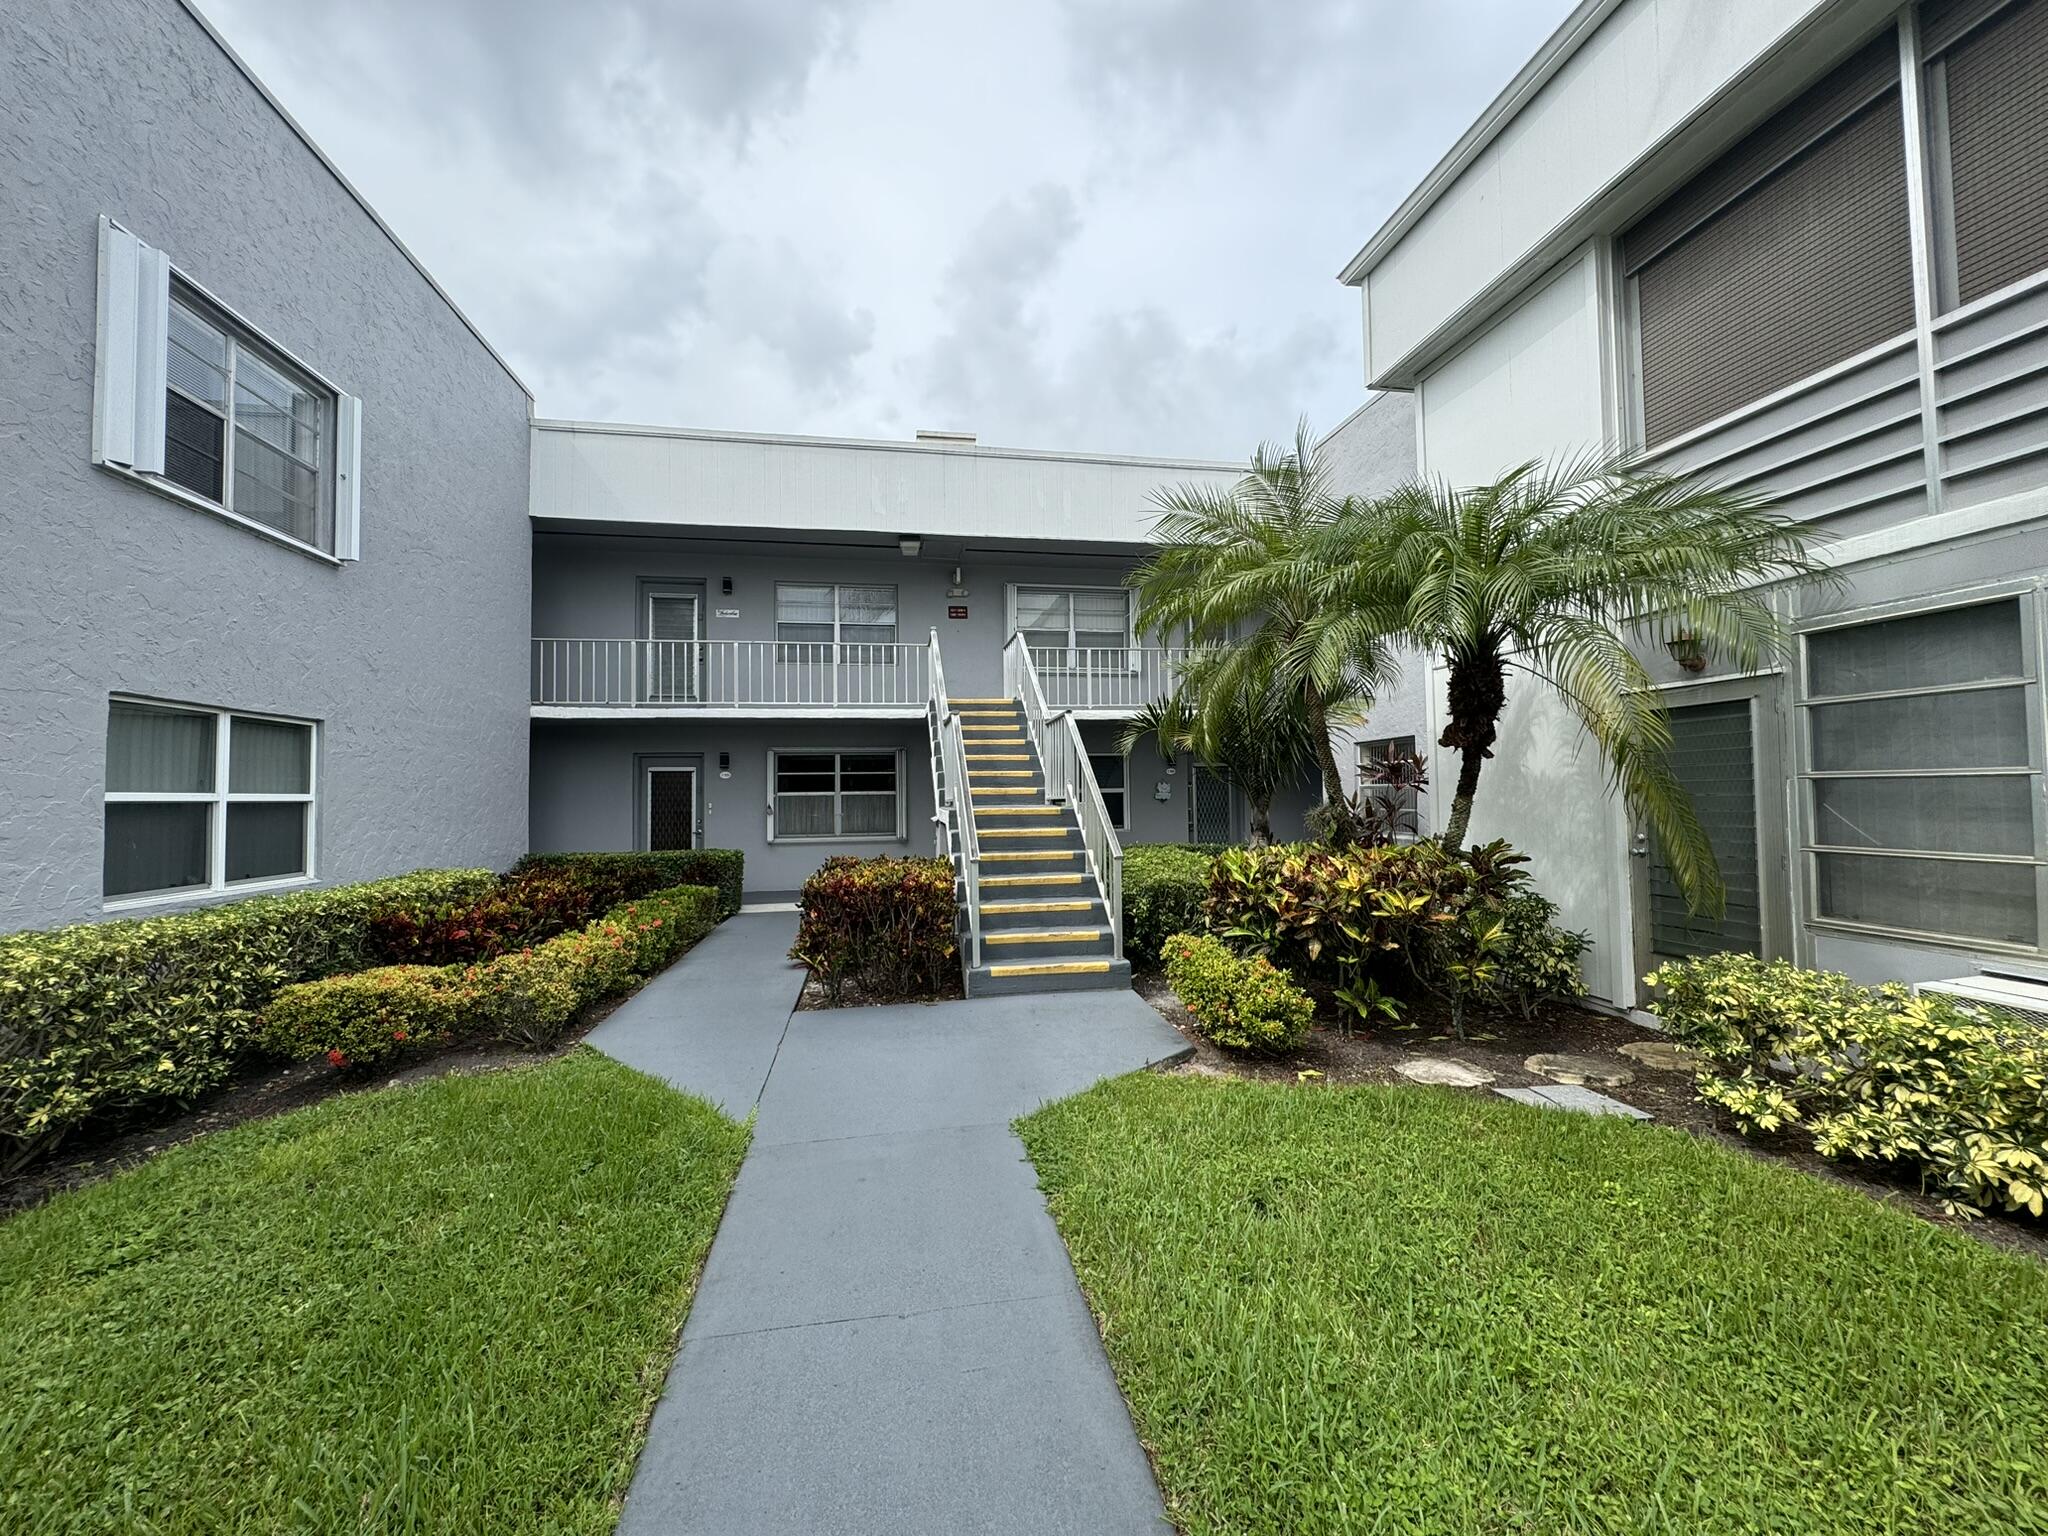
[1935,0,2048,305]
[92,217,171,474]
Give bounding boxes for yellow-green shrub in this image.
[1122,844,1216,964]
[1647,953,2048,1216]
[0,868,496,1169]
[261,884,722,1066]
[1161,931,1316,1054]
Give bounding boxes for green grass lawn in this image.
[1019,1075,2048,1536]
[0,1050,748,1535]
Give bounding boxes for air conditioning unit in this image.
[1912,971,2048,1032]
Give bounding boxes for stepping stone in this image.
[1496,1085,1651,1120]
[1525,1052,1633,1088]
[1618,1039,1698,1073]
[1394,1056,1496,1088]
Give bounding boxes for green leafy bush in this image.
[366,868,617,964]
[0,868,495,1169]
[1646,953,2048,1215]
[1491,891,1591,1016]
[511,850,744,919]
[791,856,957,1003]
[1161,931,1316,1053]
[1122,844,1217,964]
[263,885,722,1067]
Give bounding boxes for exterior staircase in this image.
[942,695,1131,997]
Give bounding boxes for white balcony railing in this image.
[532,639,931,710]
[1026,646,1191,713]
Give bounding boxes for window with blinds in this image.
[104,700,317,902]
[771,750,901,840]
[1925,0,2048,308]
[1623,37,1915,445]
[775,584,898,654]
[1800,597,2044,948]
[1016,587,1131,669]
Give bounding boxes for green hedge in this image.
[0,868,497,1171]
[263,884,722,1068]
[1122,844,1219,964]
[1647,953,2048,1216]
[511,850,744,919]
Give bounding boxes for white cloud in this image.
[196,0,1571,459]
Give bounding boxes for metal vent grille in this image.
[1943,0,2048,305]
[1915,975,2048,1033]
[1634,92,1914,445]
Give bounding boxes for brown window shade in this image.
[1940,0,2048,306]
[1632,92,1914,445]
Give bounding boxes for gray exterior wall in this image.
[0,0,533,932]
[1318,394,1433,818]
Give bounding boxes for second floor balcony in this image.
[531,636,1195,718]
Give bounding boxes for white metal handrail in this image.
[532,639,930,708]
[1026,645,1192,713]
[1006,635,1124,961]
[931,628,984,971]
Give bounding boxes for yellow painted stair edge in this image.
[988,960,1113,978]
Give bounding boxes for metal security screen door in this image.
[1189,765,1232,844]
[646,768,697,851]
[1645,699,1764,961]
[645,592,700,703]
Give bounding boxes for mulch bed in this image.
[1134,965,2048,1261]
[795,970,965,1011]
[0,992,635,1222]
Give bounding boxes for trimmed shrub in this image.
[511,850,744,919]
[791,856,957,1004]
[365,868,614,965]
[263,884,722,1066]
[1646,953,2048,1216]
[1161,931,1316,1053]
[1490,892,1592,1017]
[1122,844,1216,964]
[0,868,495,1169]
[260,966,475,1069]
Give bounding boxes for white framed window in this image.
[104,698,318,905]
[1798,593,2046,950]
[1087,751,1128,831]
[775,583,898,652]
[92,218,361,562]
[769,748,905,841]
[1014,586,1132,670]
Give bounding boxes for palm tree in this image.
[1119,662,1363,846]
[1315,455,1824,911]
[1132,423,1395,837]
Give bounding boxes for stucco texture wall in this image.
[0,0,533,931]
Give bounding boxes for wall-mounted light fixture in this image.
[718,752,731,780]
[721,577,733,595]
[898,534,922,558]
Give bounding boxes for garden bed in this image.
[1020,1074,2048,1535]
[0,1050,748,1533]
[1134,966,2048,1258]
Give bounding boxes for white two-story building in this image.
[1344,0,2048,1006]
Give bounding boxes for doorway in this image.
[646,766,699,851]
[644,590,701,703]
[1188,764,1233,844]
[1631,682,1788,973]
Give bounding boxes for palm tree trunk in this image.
[1248,799,1274,847]
[1437,644,1506,853]
[1303,682,1347,809]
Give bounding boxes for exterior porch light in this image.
[898,534,922,558]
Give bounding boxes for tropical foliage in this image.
[1131,423,1396,842]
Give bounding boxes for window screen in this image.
[772,750,901,839]
[1932,0,2048,306]
[1802,598,2042,947]
[1624,38,1913,445]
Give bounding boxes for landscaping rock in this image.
[1524,1052,1634,1088]
[1395,1057,1496,1088]
[1496,1084,1651,1120]
[1618,1039,1699,1073]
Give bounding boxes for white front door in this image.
[646,767,698,850]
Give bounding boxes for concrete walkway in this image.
[589,913,1188,1534]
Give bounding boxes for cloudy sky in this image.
[196,0,1570,461]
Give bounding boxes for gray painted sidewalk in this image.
[592,918,1189,1535]
[584,910,805,1116]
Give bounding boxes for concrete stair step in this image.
[967,956,1133,996]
